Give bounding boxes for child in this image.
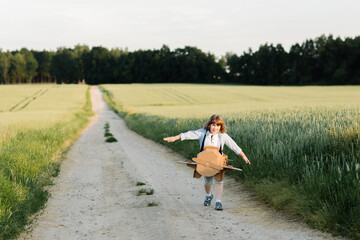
[163,114,250,210]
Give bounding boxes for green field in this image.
[0,84,92,239]
[101,84,360,117]
[101,84,360,239]
[0,85,89,144]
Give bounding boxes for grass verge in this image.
[0,86,93,240]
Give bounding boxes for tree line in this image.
[0,34,359,85]
[226,35,360,85]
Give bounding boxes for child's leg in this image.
[214,182,224,210]
[204,184,211,194]
[214,182,223,201]
[203,177,214,206]
[202,176,213,193]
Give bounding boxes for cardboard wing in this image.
[177,146,242,180]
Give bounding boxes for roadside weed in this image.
[136,181,146,186]
[137,188,155,196]
[147,201,159,207]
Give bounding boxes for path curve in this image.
[21,86,342,240]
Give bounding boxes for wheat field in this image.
[101,84,360,239]
[101,84,360,118]
[0,84,88,144]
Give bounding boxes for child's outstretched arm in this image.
[163,135,181,142]
[239,151,251,165]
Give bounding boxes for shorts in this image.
[202,176,223,186]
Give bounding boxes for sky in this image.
[0,0,359,57]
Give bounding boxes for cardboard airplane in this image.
[177,146,242,181]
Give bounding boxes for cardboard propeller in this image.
[177,146,242,181]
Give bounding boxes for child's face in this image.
[210,123,221,135]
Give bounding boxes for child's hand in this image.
[163,136,180,142]
[239,152,251,165]
[243,156,251,165]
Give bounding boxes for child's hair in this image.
[203,114,226,133]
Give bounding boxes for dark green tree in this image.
[50,48,81,84]
[344,36,360,84]
[74,44,90,83]
[19,48,38,83]
[0,50,11,84]
[8,52,27,83]
[32,50,53,83]
[82,46,113,85]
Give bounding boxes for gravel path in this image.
[21,86,343,240]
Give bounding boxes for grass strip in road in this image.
[103,122,118,143]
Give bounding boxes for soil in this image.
[20,86,344,240]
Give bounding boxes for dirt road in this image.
[21,86,342,240]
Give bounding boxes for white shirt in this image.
[179,128,242,155]
[204,132,219,148]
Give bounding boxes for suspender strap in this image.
[200,130,207,152]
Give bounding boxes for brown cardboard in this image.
[177,146,242,181]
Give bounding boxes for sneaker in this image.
[215,202,223,211]
[203,193,214,206]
